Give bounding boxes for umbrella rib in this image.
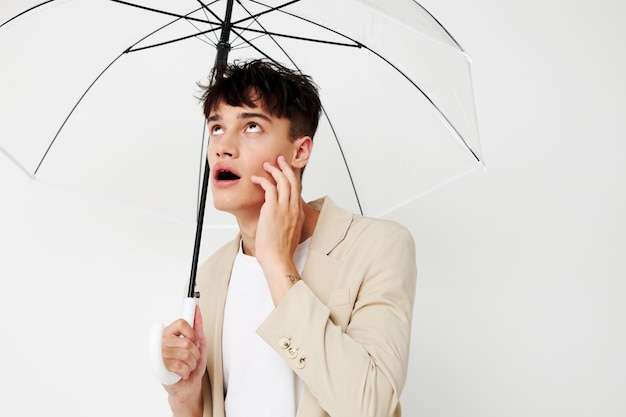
[125,1,359,53]
[233,1,364,214]
[322,109,364,215]
[195,0,224,23]
[194,0,225,45]
[0,0,55,28]
[247,0,366,47]
[230,25,359,48]
[227,27,273,60]
[230,33,267,51]
[34,6,210,174]
[248,0,479,162]
[109,0,213,25]
[181,23,219,48]
[127,26,223,53]
[186,29,218,48]
[414,2,465,53]
[221,4,260,51]
[107,2,227,53]
[230,0,301,27]
[364,47,481,163]
[234,1,360,69]
[34,56,123,175]
[226,3,282,59]
[127,1,337,52]
[248,0,464,52]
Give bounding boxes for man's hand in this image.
[162,306,207,416]
[251,155,304,305]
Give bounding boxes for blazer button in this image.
[296,357,306,369]
[287,346,298,359]
[279,337,291,349]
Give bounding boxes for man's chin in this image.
[212,200,235,214]
[212,198,262,217]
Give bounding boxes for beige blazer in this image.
[195,197,417,417]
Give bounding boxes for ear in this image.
[291,136,312,169]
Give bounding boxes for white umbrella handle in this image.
[149,297,197,385]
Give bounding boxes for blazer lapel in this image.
[302,197,354,301]
[308,197,354,257]
[197,235,241,417]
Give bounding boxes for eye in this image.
[210,125,224,135]
[246,122,261,133]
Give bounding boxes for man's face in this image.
[206,100,297,217]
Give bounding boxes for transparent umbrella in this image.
[0,0,483,383]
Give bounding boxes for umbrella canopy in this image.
[0,0,482,226]
[2,0,483,385]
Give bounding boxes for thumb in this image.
[193,305,206,348]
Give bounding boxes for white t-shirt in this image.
[222,239,311,417]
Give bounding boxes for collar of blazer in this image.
[307,196,355,256]
[197,195,355,287]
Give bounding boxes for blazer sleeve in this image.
[256,226,417,417]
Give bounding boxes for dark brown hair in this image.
[201,59,322,141]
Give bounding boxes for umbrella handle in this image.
[149,297,197,385]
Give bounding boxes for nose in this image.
[209,130,238,159]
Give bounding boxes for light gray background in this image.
[1,0,625,415]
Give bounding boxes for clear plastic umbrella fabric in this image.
[0,0,483,226]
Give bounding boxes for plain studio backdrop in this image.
[1,0,625,416]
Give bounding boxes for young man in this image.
[161,59,417,417]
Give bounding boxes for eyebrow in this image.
[207,111,272,123]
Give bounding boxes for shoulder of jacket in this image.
[350,213,412,238]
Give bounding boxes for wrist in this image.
[285,274,301,285]
[261,263,301,306]
[168,388,202,417]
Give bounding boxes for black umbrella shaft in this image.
[215,0,234,75]
[187,0,234,299]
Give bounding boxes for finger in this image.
[162,336,201,378]
[162,316,201,372]
[193,306,207,350]
[276,155,300,206]
[162,346,199,372]
[262,160,291,206]
[163,354,194,380]
[251,174,278,204]
[163,332,201,360]
[193,307,208,377]
[164,318,196,341]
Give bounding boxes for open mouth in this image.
[216,169,240,181]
